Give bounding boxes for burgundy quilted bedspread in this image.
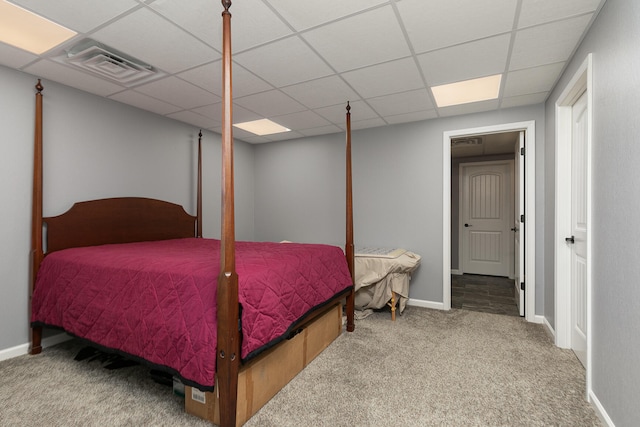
[31,238,353,389]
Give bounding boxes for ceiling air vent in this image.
[451,137,483,147]
[63,39,161,86]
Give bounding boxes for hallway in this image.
[451,274,520,317]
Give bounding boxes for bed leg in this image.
[389,292,397,321]
[30,326,42,355]
[346,289,355,332]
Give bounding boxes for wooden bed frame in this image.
[29,2,355,426]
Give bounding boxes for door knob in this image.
[511,227,518,232]
[464,223,472,227]
[565,236,575,244]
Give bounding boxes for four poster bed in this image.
[28,2,355,426]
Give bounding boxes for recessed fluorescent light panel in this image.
[0,1,76,54]
[432,74,502,108]
[233,119,290,136]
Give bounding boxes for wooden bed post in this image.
[217,1,240,427]
[345,102,356,332]
[30,80,44,355]
[197,130,203,238]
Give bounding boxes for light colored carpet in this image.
[0,307,601,426]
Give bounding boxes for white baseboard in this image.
[450,269,462,276]
[407,298,445,310]
[589,389,615,426]
[542,316,555,338]
[532,314,544,324]
[0,333,72,363]
[0,343,29,362]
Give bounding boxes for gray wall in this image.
[254,105,545,307]
[0,65,254,351]
[544,0,640,424]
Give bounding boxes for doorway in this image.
[443,121,536,322]
[452,141,518,317]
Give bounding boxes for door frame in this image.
[458,160,515,278]
[555,54,592,393]
[443,120,536,322]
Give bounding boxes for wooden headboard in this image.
[44,197,198,253]
[30,81,203,354]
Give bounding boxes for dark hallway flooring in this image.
[451,274,520,317]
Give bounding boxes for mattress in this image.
[31,238,353,390]
[355,247,407,258]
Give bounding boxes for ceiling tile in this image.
[281,75,359,109]
[23,59,124,96]
[234,36,333,87]
[315,100,378,125]
[190,102,264,126]
[166,110,213,129]
[108,90,182,115]
[503,62,566,97]
[384,110,438,125]
[10,0,139,33]
[134,76,217,109]
[91,8,214,73]
[352,117,387,130]
[148,0,217,47]
[501,92,548,109]
[367,89,434,117]
[150,0,293,52]
[238,134,271,144]
[417,34,511,86]
[189,103,219,121]
[178,61,273,98]
[267,0,387,31]
[231,127,267,142]
[510,14,592,71]
[300,125,343,137]
[302,5,410,72]
[270,110,331,130]
[264,130,306,142]
[175,61,218,92]
[341,57,424,99]
[230,104,264,124]
[438,99,500,117]
[397,0,517,53]
[0,43,38,69]
[234,90,305,117]
[518,0,602,28]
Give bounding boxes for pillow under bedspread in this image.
[31,238,353,389]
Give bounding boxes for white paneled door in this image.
[461,161,513,277]
[570,91,589,368]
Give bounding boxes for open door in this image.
[514,131,525,316]
[569,91,588,368]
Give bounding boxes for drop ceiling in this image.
[0,0,606,143]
